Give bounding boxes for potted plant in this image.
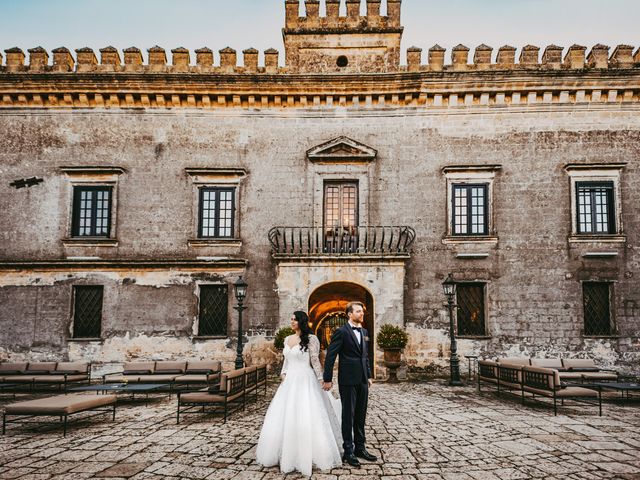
[376,324,409,382]
[274,326,295,351]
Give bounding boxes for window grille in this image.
[456,283,486,336]
[72,186,112,237]
[452,184,488,235]
[73,286,103,338]
[199,285,228,336]
[199,188,235,238]
[576,182,615,234]
[583,282,613,336]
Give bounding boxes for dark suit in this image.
[323,323,371,455]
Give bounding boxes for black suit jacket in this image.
[323,323,372,385]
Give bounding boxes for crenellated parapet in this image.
[285,0,402,32]
[1,43,638,75]
[401,43,640,72]
[0,43,638,111]
[0,46,282,74]
[283,0,403,73]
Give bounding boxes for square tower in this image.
[283,0,403,73]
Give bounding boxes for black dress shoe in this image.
[354,448,377,461]
[343,453,361,467]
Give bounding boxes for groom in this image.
[323,301,377,468]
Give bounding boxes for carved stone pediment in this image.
[306,137,377,164]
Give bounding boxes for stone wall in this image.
[0,104,638,375]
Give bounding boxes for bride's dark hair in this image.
[293,311,312,352]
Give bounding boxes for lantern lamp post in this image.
[234,276,248,370]
[442,273,463,386]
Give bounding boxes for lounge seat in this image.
[3,394,116,436]
[530,358,564,370]
[497,357,530,366]
[0,361,90,391]
[177,368,246,424]
[561,359,619,383]
[521,366,601,415]
[103,360,221,390]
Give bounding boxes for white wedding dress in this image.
[256,334,343,477]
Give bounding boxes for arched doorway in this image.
[308,282,374,372]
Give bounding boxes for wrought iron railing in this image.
[268,226,416,255]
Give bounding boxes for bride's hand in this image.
[280,374,286,381]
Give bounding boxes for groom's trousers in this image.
[339,381,369,455]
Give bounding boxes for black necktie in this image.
[352,326,361,332]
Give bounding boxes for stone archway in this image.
[308,282,374,372]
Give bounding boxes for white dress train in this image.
[256,334,343,477]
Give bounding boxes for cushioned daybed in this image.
[2,393,117,436]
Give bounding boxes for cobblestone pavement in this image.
[0,380,639,480]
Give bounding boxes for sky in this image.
[0,0,638,65]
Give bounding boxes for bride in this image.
[256,311,343,477]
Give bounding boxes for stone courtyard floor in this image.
[0,380,639,480]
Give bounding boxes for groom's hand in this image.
[368,379,373,387]
[322,381,332,391]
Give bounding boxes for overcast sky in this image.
[1,0,638,64]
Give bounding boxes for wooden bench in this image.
[2,393,117,436]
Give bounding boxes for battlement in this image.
[404,43,640,72]
[0,46,281,74]
[2,43,638,75]
[284,0,403,32]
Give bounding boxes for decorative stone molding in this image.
[307,137,377,164]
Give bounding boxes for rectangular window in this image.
[72,186,112,237]
[198,285,228,336]
[198,188,235,238]
[72,286,103,338]
[452,184,488,235]
[576,182,615,234]
[323,182,358,253]
[456,283,486,336]
[583,282,613,336]
[324,182,358,230]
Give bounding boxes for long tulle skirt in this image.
[256,367,343,477]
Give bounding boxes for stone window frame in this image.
[307,137,376,230]
[193,281,230,339]
[186,168,247,247]
[565,164,626,243]
[61,166,125,247]
[313,169,370,230]
[442,165,501,244]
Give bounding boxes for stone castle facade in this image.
[0,0,639,377]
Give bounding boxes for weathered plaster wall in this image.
[0,105,638,374]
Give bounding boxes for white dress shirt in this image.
[348,321,362,345]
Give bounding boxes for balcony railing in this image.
[268,226,416,256]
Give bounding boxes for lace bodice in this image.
[281,334,323,380]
